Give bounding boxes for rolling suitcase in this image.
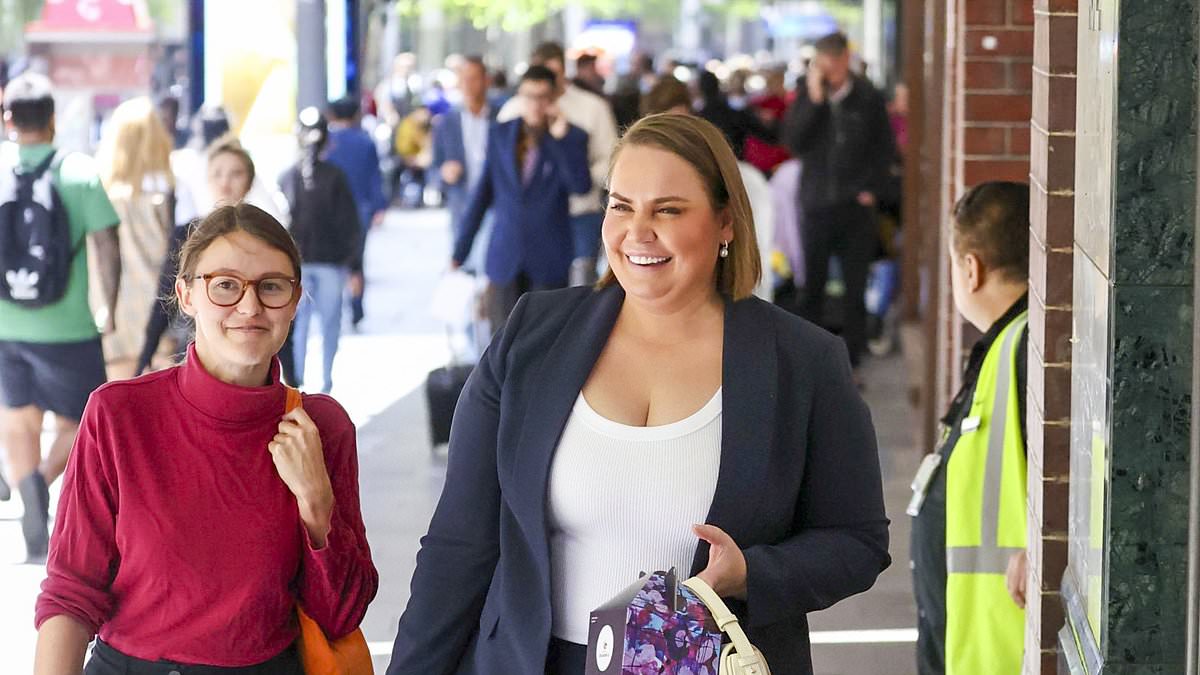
[425,362,473,447]
[426,273,489,449]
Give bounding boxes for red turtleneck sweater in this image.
[35,345,378,667]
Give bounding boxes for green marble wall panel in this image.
[1105,285,1193,665]
[1062,0,1198,671]
[1111,3,1197,285]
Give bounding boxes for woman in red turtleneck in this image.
[33,203,378,675]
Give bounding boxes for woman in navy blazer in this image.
[388,114,889,675]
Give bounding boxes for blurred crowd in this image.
[0,30,909,561]
[0,32,911,387]
[368,37,909,362]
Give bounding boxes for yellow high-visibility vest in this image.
[945,310,1028,675]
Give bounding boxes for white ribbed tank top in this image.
[546,388,722,644]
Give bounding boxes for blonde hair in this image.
[599,113,761,300]
[98,97,174,195]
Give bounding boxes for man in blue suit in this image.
[450,65,591,332]
[432,56,497,243]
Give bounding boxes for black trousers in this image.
[545,638,587,675]
[911,473,948,675]
[84,639,302,675]
[486,274,561,336]
[801,202,879,367]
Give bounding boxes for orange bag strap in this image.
[284,386,303,414]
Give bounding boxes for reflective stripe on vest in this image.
[946,312,1028,571]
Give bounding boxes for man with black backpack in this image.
[0,72,121,563]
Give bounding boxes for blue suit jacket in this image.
[432,105,499,219]
[324,126,387,227]
[387,286,891,675]
[450,120,590,286]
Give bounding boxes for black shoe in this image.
[0,472,10,501]
[19,472,50,562]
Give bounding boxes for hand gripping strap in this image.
[682,577,758,660]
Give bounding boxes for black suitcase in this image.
[425,363,473,447]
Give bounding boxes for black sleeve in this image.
[782,78,830,156]
[451,153,496,266]
[868,91,897,200]
[742,335,891,625]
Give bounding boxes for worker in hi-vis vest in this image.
[909,181,1031,675]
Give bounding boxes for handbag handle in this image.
[682,576,757,659]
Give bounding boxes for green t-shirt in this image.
[0,142,120,343]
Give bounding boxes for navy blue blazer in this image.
[387,285,890,675]
[450,119,590,286]
[431,105,498,212]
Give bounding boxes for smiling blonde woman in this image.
[388,114,890,675]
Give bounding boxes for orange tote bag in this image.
[285,387,374,675]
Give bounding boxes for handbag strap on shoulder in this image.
[682,576,757,659]
[284,386,303,413]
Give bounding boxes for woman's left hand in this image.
[693,524,748,600]
[270,407,335,547]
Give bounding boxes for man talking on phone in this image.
[783,32,895,375]
[450,65,591,332]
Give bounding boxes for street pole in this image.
[678,0,702,63]
[563,3,586,58]
[417,0,443,78]
[862,0,882,84]
[298,0,329,111]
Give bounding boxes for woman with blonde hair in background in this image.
[94,97,176,379]
[135,135,262,375]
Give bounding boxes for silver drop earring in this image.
[719,241,730,258]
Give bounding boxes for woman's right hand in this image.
[693,524,748,600]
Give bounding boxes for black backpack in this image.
[0,150,76,308]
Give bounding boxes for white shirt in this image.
[498,83,618,216]
[460,105,491,190]
[547,389,722,644]
[830,78,854,105]
[738,161,775,301]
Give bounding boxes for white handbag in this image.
[682,577,773,675]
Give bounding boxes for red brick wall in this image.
[1025,1,1077,673]
[937,0,1034,411]
[960,0,1034,188]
